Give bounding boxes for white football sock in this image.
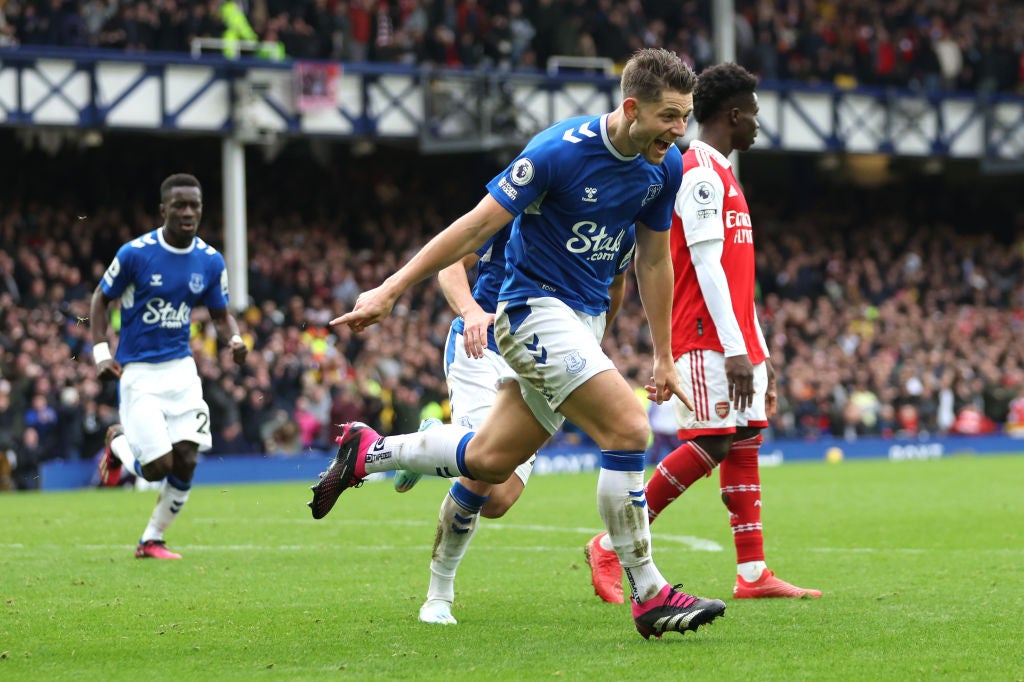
[425,481,488,604]
[141,475,191,543]
[362,425,475,478]
[110,434,144,478]
[597,451,667,604]
[738,560,768,582]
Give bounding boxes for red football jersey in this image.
[670,140,765,364]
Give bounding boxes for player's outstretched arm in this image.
[332,195,513,333]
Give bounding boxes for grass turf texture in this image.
[2,454,1022,681]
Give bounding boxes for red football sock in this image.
[645,441,717,523]
[719,434,765,564]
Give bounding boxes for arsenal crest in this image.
[715,401,731,418]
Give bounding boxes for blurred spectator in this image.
[12,426,46,490]
[240,386,277,452]
[1006,389,1024,437]
[844,380,881,437]
[55,385,85,460]
[221,0,258,56]
[895,403,921,438]
[293,394,325,449]
[23,392,58,454]
[0,387,20,458]
[266,416,302,454]
[0,450,11,490]
[328,383,371,441]
[212,419,251,454]
[348,0,372,61]
[950,405,998,435]
[390,382,424,434]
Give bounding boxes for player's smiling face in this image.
[161,186,203,246]
[628,91,693,164]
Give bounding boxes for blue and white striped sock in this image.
[597,450,667,604]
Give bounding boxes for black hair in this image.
[692,63,758,124]
[160,173,202,201]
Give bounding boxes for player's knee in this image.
[696,435,732,462]
[465,443,523,484]
[466,454,516,485]
[481,488,522,519]
[469,465,510,485]
[605,414,651,452]
[481,499,512,519]
[141,454,174,481]
[170,443,199,479]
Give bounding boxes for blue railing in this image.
[2,45,1022,160]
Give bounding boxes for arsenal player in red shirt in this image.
[586,63,821,602]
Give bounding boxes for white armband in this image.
[93,342,112,365]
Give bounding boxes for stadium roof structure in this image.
[1,47,1022,165]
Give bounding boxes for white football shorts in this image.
[494,296,615,436]
[118,356,213,464]
[444,326,536,485]
[673,349,769,438]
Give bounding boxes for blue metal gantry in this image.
[2,46,1022,164]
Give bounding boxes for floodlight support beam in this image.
[222,137,249,313]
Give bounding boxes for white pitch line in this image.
[189,517,726,552]
[4,542,713,553]
[1,523,723,553]
[6,543,1019,554]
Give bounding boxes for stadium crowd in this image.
[1,1,1023,490]
[0,142,1022,492]
[1,0,1023,93]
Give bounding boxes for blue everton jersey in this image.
[486,113,681,315]
[101,228,230,365]
[451,223,512,353]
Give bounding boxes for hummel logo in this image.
[582,187,598,203]
[150,274,163,287]
[562,121,598,143]
[170,501,184,514]
[727,185,739,197]
[451,512,473,534]
[525,334,548,364]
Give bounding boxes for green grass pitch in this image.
[2,454,1022,681]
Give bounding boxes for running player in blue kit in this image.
[312,48,728,638]
[394,223,635,626]
[92,173,248,559]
